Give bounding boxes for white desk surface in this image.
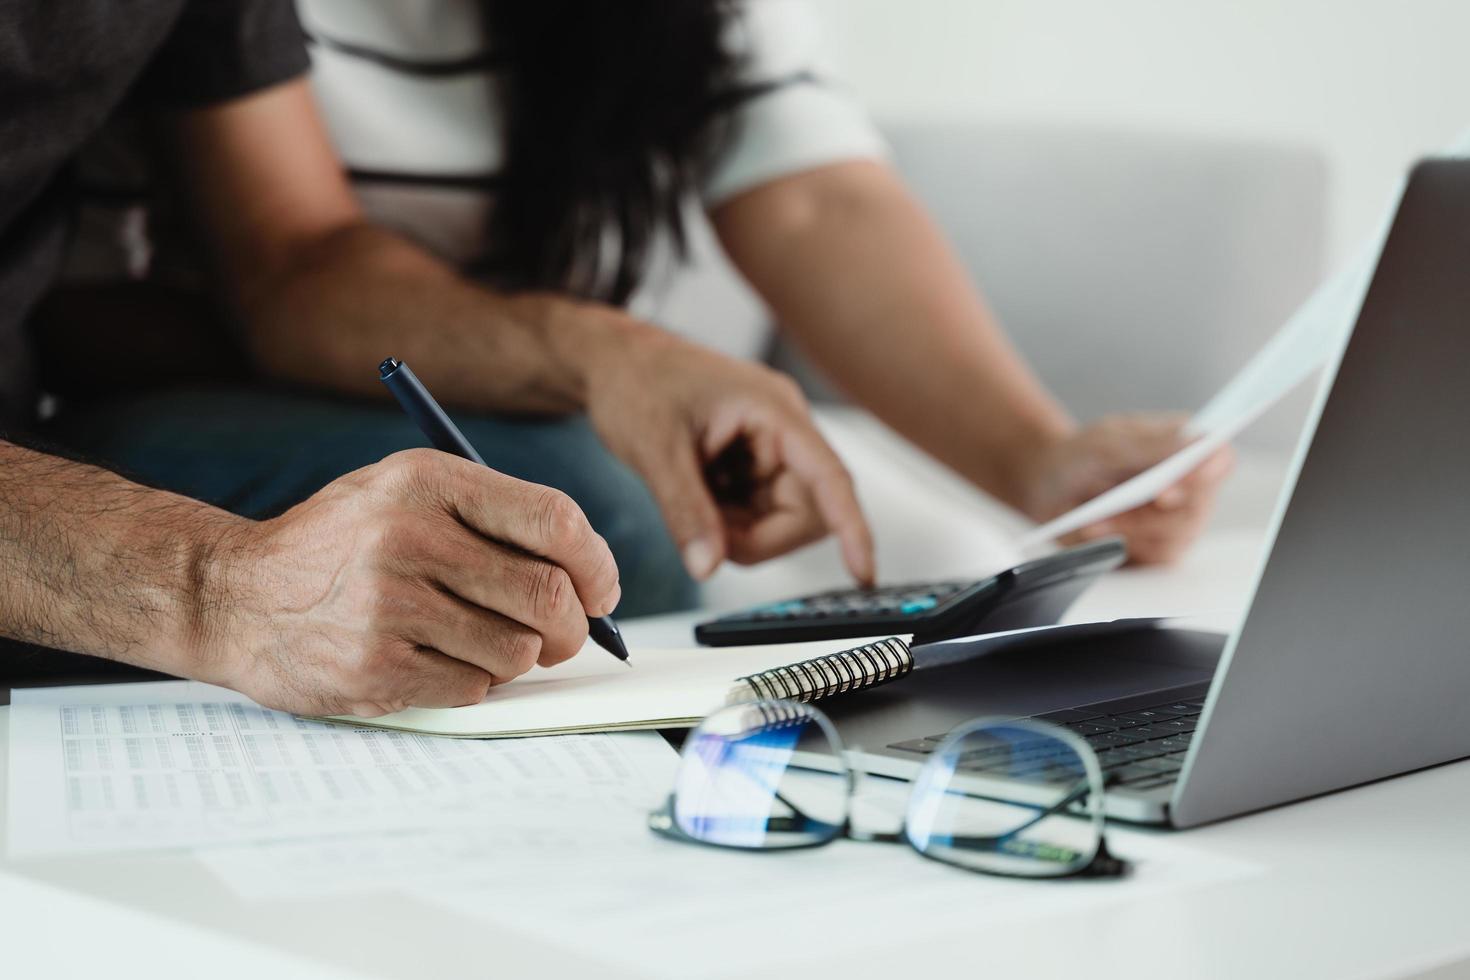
[3,457,1468,980]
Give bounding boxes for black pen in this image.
[378,357,630,666]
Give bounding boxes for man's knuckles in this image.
[361,577,435,631]
[495,628,545,676]
[513,559,574,624]
[528,485,589,554]
[341,641,495,709]
[447,673,495,707]
[362,447,450,498]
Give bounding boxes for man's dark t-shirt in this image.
[0,1,308,429]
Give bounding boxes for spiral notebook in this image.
[325,619,1159,738]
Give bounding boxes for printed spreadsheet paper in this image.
[5,681,676,858]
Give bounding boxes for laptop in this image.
[833,159,1470,828]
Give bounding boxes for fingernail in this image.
[683,539,719,581]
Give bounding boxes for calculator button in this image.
[899,597,939,614]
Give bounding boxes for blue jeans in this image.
[42,386,698,618]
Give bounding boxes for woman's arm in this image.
[162,79,874,583]
[712,160,1232,563]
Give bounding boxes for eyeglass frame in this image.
[648,699,1129,880]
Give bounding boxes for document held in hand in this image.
[1022,199,1389,546]
[1025,127,1470,548]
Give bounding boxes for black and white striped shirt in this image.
[68,0,886,359]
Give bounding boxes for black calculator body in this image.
[693,539,1126,647]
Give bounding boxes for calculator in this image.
[693,539,1126,647]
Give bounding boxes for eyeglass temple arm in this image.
[773,774,1097,850]
[663,774,840,836]
[969,778,1094,841]
[777,766,1096,843]
[909,776,1097,853]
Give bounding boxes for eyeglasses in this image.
[649,699,1127,879]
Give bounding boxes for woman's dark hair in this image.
[481,0,740,305]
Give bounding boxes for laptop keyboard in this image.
[888,682,1211,793]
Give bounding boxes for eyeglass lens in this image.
[671,701,850,849]
[904,721,1104,877]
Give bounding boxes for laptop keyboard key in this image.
[1032,708,1104,724]
[1117,746,1164,764]
[1085,732,1142,750]
[1066,722,1118,736]
[1116,709,1181,724]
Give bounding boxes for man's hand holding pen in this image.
[198,449,621,717]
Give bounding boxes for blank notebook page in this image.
[324,638,877,737]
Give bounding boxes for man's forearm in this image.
[714,162,1076,509]
[237,222,622,416]
[0,441,238,676]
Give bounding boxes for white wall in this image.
[809,0,1470,268]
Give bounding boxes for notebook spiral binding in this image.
[736,637,914,705]
[738,699,817,732]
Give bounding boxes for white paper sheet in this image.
[405,804,1260,980]
[198,770,1258,979]
[195,823,665,902]
[5,683,677,858]
[1021,424,1245,546]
